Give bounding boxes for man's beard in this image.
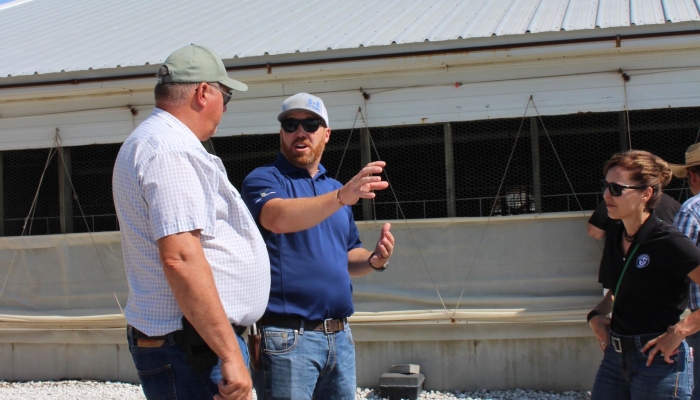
[281,137,326,169]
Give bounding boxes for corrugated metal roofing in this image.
[1,0,699,78]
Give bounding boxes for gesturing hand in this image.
[641,327,683,366]
[370,223,394,267]
[337,161,389,206]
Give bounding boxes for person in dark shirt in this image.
[587,150,700,400]
[587,193,680,240]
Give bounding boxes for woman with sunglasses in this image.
[588,150,700,399]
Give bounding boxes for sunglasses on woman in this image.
[281,118,325,133]
[600,180,647,197]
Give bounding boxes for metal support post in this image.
[619,111,629,151]
[530,117,542,213]
[444,123,456,217]
[0,152,3,236]
[360,128,374,220]
[58,147,73,233]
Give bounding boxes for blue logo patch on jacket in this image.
[636,254,650,268]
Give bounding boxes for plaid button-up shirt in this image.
[674,194,700,311]
[113,108,270,336]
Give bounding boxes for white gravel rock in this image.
[0,381,590,400]
[0,380,145,400]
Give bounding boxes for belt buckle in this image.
[323,319,332,334]
[611,336,622,353]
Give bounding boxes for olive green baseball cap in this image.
[157,44,247,92]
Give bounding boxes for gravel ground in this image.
[0,381,590,399]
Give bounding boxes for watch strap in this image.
[368,252,388,272]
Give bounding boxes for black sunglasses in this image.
[600,180,647,197]
[281,118,325,133]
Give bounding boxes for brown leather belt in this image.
[128,324,248,340]
[259,314,346,334]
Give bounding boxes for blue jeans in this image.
[686,331,700,400]
[591,333,693,400]
[252,323,356,400]
[127,328,249,400]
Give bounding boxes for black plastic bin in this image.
[378,372,425,400]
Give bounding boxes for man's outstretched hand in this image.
[337,161,389,205]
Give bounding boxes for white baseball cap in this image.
[277,93,329,127]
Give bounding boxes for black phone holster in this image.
[175,316,218,371]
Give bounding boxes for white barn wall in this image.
[1,41,700,150]
[0,330,601,391]
[355,336,598,391]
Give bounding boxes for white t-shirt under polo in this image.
[113,108,270,336]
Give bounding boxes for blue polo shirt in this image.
[242,153,362,321]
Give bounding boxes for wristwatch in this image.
[369,253,388,272]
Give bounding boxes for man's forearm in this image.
[159,232,242,363]
[163,260,242,361]
[258,161,388,234]
[676,266,700,338]
[260,191,342,233]
[673,309,700,338]
[348,247,373,277]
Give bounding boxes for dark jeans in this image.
[591,333,693,400]
[127,327,249,400]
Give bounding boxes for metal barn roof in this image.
[0,0,699,79]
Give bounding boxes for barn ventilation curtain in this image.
[0,213,601,329]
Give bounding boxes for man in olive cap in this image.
[113,44,270,400]
[671,142,700,400]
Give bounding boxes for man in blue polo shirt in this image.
[242,92,395,399]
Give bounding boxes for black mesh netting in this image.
[2,107,699,236]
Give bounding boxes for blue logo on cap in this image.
[306,99,321,112]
